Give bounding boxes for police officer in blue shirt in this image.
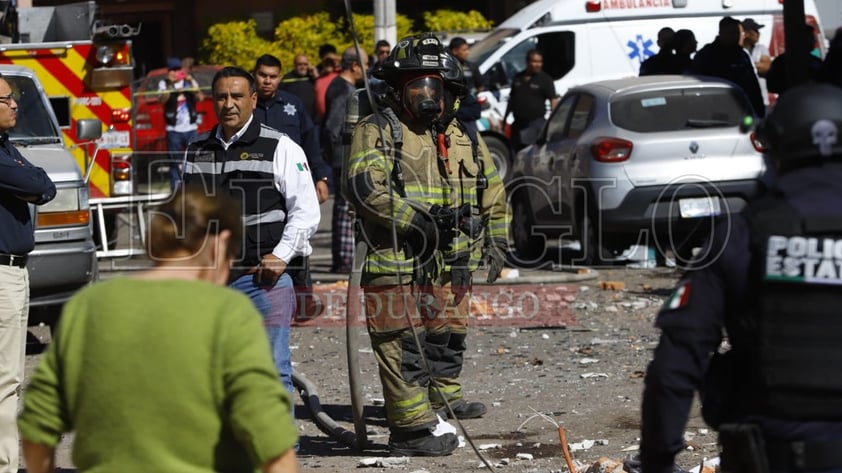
[641,83,842,473]
[253,54,330,319]
[253,54,330,203]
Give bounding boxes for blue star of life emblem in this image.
[627,34,656,64]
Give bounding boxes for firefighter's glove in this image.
[408,211,443,265]
[427,204,458,250]
[485,238,508,284]
[451,258,472,305]
[456,203,484,239]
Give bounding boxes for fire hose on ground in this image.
[291,239,370,451]
[292,371,360,449]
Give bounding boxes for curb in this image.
[311,267,600,286]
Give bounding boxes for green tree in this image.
[273,12,345,69]
[200,9,492,70]
[423,9,494,31]
[201,20,272,70]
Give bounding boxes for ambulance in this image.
[470,0,828,179]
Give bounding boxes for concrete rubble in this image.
[358,456,410,468]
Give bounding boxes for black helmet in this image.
[440,50,468,98]
[757,83,842,169]
[373,33,447,86]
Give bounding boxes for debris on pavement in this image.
[358,457,410,468]
[599,281,626,290]
[569,439,596,452]
[580,372,609,379]
[478,443,502,450]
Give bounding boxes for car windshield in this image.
[610,87,751,133]
[469,28,520,65]
[5,75,61,143]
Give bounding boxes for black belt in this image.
[766,439,842,471]
[0,254,27,268]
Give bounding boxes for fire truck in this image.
[0,1,136,203]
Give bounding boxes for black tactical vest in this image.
[732,194,842,419]
[183,121,288,273]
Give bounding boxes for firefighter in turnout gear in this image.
[641,83,842,473]
[422,50,510,421]
[345,33,503,456]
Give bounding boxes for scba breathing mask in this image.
[402,75,444,122]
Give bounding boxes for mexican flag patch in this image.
[664,280,691,310]
[296,162,309,172]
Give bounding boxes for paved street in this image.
[23,194,679,472]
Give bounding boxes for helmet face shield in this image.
[402,75,444,121]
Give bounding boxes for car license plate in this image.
[98,130,130,149]
[679,197,721,218]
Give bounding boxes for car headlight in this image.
[37,187,90,228]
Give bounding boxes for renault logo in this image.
[689,141,699,154]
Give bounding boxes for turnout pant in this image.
[418,276,470,409]
[364,284,438,432]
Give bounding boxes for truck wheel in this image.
[509,196,544,267]
[483,135,510,182]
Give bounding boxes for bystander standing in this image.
[742,18,772,108]
[158,57,203,189]
[690,17,765,117]
[503,49,558,151]
[639,27,677,76]
[449,37,484,94]
[324,46,367,273]
[0,73,55,473]
[182,66,321,405]
[281,54,317,120]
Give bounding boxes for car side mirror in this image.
[76,118,102,141]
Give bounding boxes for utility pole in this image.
[374,0,397,48]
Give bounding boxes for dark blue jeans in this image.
[166,129,197,190]
[229,272,296,400]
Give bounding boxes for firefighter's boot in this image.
[389,429,458,456]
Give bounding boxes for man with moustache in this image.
[182,66,321,402]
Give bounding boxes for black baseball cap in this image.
[743,18,765,32]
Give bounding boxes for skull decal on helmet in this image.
[812,119,839,158]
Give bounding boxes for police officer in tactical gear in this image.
[641,83,842,473]
[345,33,489,456]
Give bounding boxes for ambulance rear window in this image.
[610,87,751,133]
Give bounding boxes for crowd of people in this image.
[1,32,511,471]
[639,16,842,117]
[5,13,842,472]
